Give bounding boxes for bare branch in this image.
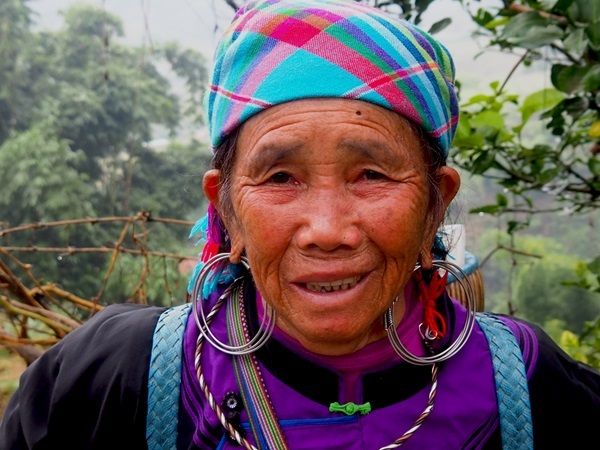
[0,213,194,238]
[503,207,564,214]
[0,296,72,336]
[0,251,43,307]
[499,51,529,94]
[30,285,103,312]
[508,3,568,24]
[480,244,543,268]
[1,246,191,261]
[94,221,133,303]
[0,213,197,364]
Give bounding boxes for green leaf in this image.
[568,0,600,24]
[520,88,565,123]
[583,65,600,91]
[497,128,513,143]
[473,8,494,28]
[499,12,563,49]
[453,117,485,148]
[551,64,599,93]
[553,0,575,15]
[484,17,510,30]
[470,150,496,174]
[462,94,493,107]
[538,168,560,183]
[496,192,508,207]
[568,1,600,49]
[589,157,600,177]
[588,256,600,274]
[470,110,505,130]
[563,28,588,58]
[428,18,451,35]
[507,220,529,235]
[587,22,600,50]
[562,96,589,113]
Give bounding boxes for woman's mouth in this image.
[305,276,361,293]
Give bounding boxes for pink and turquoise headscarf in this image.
[207,0,458,154]
[190,0,459,294]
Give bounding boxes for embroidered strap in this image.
[476,313,533,450]
[227,284,289,450]
[146,304,192,450]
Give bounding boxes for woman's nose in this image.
[295,189,361,252]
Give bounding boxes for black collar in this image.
[245,281,456,409]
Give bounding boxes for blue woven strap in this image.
[476,313,533,450]
[146,304,192,450]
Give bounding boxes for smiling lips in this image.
[305,276,361,293]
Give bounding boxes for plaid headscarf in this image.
[206,0,459,155]
[190,0,459,294]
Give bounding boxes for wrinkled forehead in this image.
[231,98,428,174]
[237,98,420,148]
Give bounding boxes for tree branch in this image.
[29,284,103,312]
[508,3,568,24]
[222,0,240,12]
[0,252,43,307]
[1,245,192,261]
[503,207,564,214]
[0,213,194,238]
[550,43,582,65]
[480,244,543,268]
[499,51,529,94]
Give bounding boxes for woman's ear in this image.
[437,166,461,209]
[420,166,461,268]
[202,169,221,204]
[202,169,245,264]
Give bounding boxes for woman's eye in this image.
[268,172,293,184]
[363,169,387,180]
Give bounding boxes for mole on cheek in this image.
[355,110,362,116]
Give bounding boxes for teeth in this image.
[306,277,360,293]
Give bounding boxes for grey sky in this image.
[30,0,546,97]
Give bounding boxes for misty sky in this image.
[29,0,547,96]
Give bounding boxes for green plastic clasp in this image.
[329,401,372,416]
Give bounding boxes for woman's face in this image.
[205,99,459,355]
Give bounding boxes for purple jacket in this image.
[181,289,538,449]
[1,298,598,449]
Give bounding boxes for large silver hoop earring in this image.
[384,260,476,366]
[191,252,275,355]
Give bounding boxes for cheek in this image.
[366,192,429,258]
[231,196,297,282]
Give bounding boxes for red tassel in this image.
[415,268,448,338]
[201,204,224,263]
[201,240,220,263]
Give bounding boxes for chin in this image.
[282,316,383,356]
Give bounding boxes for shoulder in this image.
[484,314,600,446]
[516,317,600,403]
[489,313,599,396]
[1,303,166,449]
[56,303,165,358]
[47,303,166,388]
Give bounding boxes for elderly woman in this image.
[2,0,599,449]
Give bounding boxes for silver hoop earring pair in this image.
[384,260,476,366]
[191,252,275,355]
